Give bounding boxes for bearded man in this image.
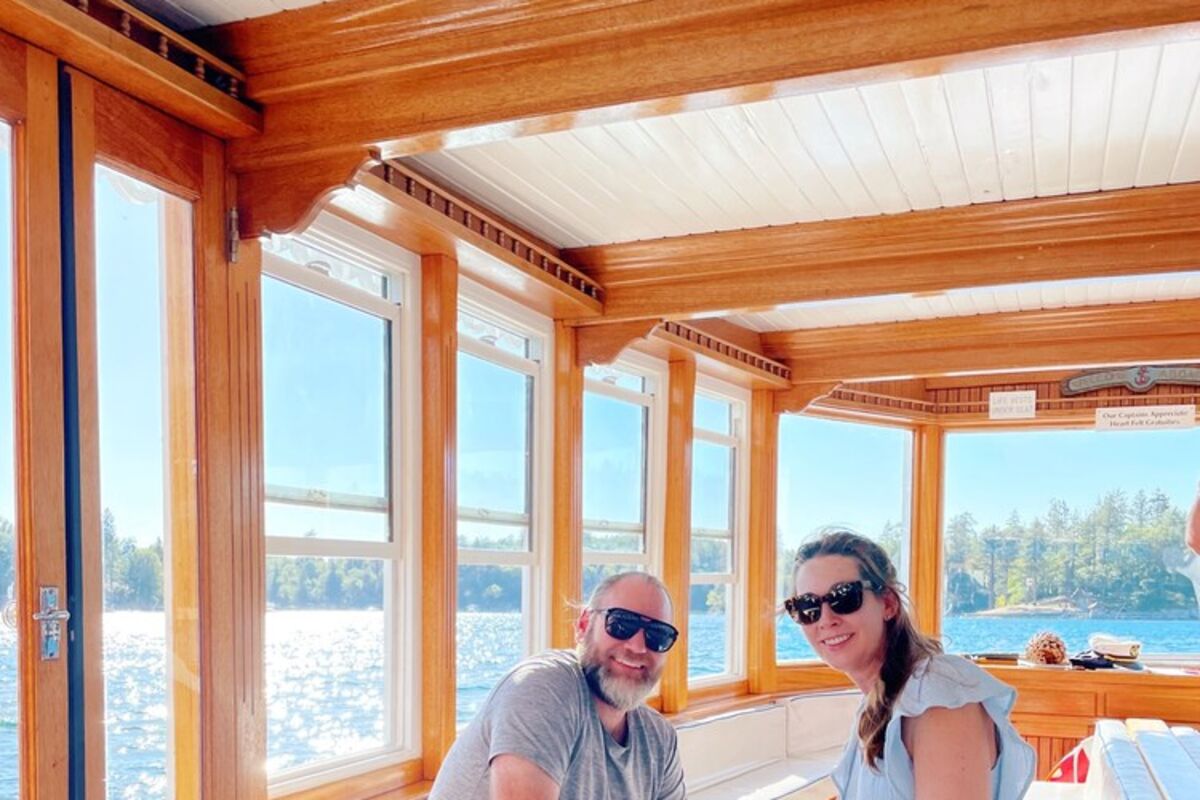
[429,572,687,799]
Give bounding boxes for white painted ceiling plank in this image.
[704,105,823,224]
[818,88,911,214]
[942,70,1005,204]
[740,101,852,220]
[985,63,1037,200]
[634,115,765,231]
[1101,45,1161,190]
[571,125,705,241]
[540,130,693,242]
[1135,42,1200,186]
[1068,51,1117,193]
[1029,56,1072,196]
[448,145,605,246]
[901,76,974,207]
[505,136,639,244]
[1171,91,1200,182]
[778,94,880,216]
[857,82,943,210]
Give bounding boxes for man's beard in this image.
[578,636,660,712]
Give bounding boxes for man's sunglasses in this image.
[595,607,679,653]
[784,580,879,626]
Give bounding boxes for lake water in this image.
[2,610,1197,796]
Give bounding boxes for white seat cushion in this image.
[784,689,861,757]
[690,748,844,800]
[677,705,788,792]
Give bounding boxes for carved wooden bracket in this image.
[575,319,661,367]
[775,382,842,414]
[237,147,373,238]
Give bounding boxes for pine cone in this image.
[1024,631,1068,665]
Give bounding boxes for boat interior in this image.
[1,0,1200,798]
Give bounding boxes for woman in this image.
[785,530,1034,800]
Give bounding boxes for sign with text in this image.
[989,390,1037,420]
[1094,405,1196,430]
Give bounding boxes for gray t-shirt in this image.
[430,649,686,799]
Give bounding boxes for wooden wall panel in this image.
[746,389,778,694]
[660,358,695,714]
[420,252,457,778]
[551,321,583,648]
[909,425,943,636]
[196,147,266,800]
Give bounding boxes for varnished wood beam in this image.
[0,0,259,138]
[660,358,695,714]
[746,390,778,694]
[551,321,583,648]
[215,1,1200,169]
[909,425,943,637]
[570,182,1200,321]
[421,253,458,778]
[764,299,1200,382]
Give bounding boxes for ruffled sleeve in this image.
[879,654,1036,800]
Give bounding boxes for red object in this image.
[1047,738,1091,783]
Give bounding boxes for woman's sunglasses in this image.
[784,580,879,626]
[595,607,679,653]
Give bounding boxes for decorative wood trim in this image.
[575,319,659,367]
[277,758,427,800]
[575,181,1200,322]
[14,43,70,800]
[326,162,603,319]
[0,0,260,138]
[551,321,583,648]
[746,390,778,694]
[238,148,373,238]
[420,252,458,778]
[775,382,841,414]
[660,358,695,714]
[655,321,790,386]
[683,679,750,708]
[213,0,1200,167]
[909,425,943,637]
[774,664,855,693]
[196,147,266,800]
[803,370,1200,423]
[765,298,1200,383]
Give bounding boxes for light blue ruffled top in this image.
[831,654,1035,800]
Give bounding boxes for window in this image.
[261,215,419,791]
[581,356,667,600]
[689,379,749,681]
[776,414,913,662]
[456,285,552,724]
[942,427,1200,657]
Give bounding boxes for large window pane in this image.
[457,565,525,723]
[0,122,17,799]
[262,276,390,541]
[457,352,531,522]
[689,583,729,678]
[691,440,733,534]
[583,392,646,552]
[776,415,912,661]
[582,563,644,601]
[694,394,731,436]
[942,428,1200,656]
[95,166,194,798]
[266,556,387,773]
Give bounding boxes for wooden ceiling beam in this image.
[214,1,1200,170]
[566,182,1200,321]
[763,299,1200,382]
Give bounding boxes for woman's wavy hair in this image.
[792,529,941,769]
